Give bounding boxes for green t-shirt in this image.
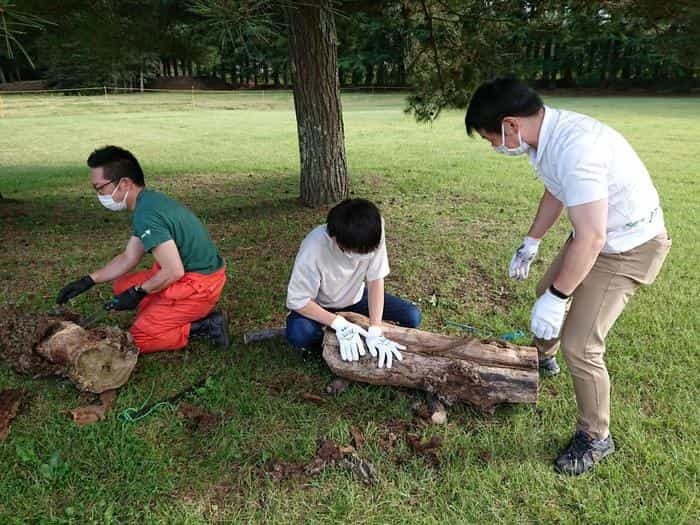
[132,189,223,274]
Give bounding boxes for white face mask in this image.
[493,122,531,156]
[98,179,128,211]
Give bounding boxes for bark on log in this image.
[322,312,538,410]
[36,321,138,393]
[0,308,138,393]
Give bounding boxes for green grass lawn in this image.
[0,92,698,524]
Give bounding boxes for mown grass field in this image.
[0,91,698,524]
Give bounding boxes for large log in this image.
[0,308,138,393]
[322,312,538,410]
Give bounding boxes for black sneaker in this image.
[554,431,615,476]
[539,356,561,377]
[190,311,231,350]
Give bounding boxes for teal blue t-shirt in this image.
[132,189,223,274]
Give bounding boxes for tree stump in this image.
[322,312,538,410]
[0,308,138,393]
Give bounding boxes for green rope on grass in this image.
[445,319,525,341]
[118,382,172,424]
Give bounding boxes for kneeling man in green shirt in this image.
[56,145,229,352]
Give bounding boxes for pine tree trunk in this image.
[322,313,538,410]
[287,0,348,207]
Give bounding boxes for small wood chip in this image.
[350,426,366,449]
[301,392,326,405]
[68,389,118,426]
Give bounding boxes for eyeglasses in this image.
[94,180,115,194]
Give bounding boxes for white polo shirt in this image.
[286,224,390,311]
[529,106,665,254]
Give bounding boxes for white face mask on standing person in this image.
[493,122,531,156]
[98,178,129,211]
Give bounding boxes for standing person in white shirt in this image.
[286,198,422,369]
[464,77,671,475]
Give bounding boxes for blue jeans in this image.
[286,290,422,349]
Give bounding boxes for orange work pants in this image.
[113,263,226,353]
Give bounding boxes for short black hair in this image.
[87,145,145,186]
[465,76,543,137]
[327,198,382,254]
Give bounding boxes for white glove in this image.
[509,236,540,280]
[530,289,568,340]
[331,316,368,362]
[365,326,405,369]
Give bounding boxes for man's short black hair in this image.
[465,76,543,137]
[327,198,382,254]
[87,145,145,186]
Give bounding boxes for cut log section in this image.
[322,312,538,410]
[0,308,138,394]
[36,321,138,393]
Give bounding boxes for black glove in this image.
[104,286,147,311]
[56,275,95,304]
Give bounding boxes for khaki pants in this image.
[535,232,671,440]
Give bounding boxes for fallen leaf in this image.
[316,438,344,462]
[0,389,27,440]
[350,426,366,449]
[68,389,117,426]
[406,434,443,453]
[406,434,443,469]
[300,392,326,405]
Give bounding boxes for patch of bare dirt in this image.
[178,403,223,434]
[266,436,377,485]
